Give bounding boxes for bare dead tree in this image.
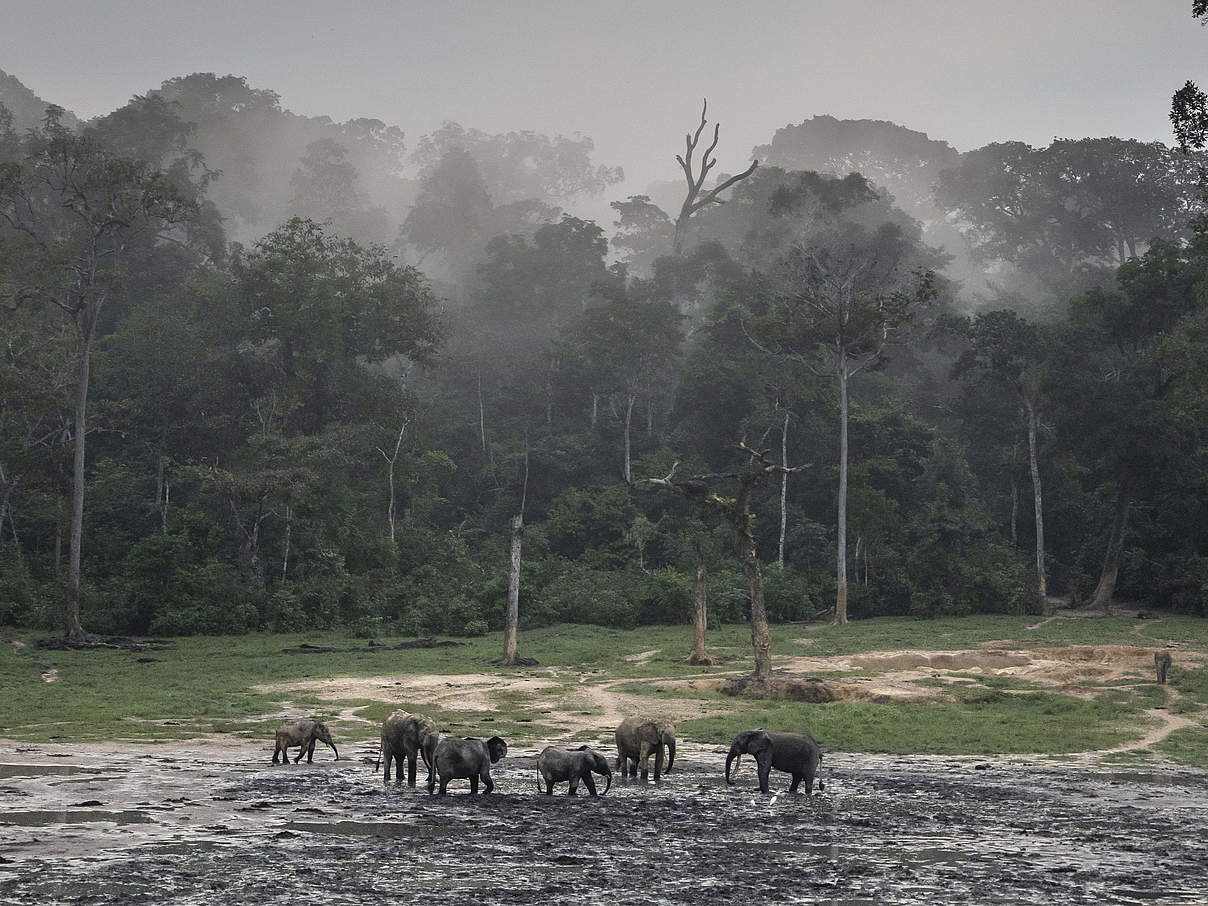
[673,99,759,257]
[500,434,530,667]
[634,440,809,680]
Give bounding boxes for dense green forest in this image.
[4,69,1208,643]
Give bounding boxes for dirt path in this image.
[1099,687,1203,753]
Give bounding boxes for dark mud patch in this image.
[35,635,172,652]
[280,637,463,654]
[0,751,1205,905]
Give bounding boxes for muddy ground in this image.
[2,740,1205,905]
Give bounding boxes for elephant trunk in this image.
[665,739,676,773]
[725,749,740,784]
[328,742,340,761]
[600,767,612,796]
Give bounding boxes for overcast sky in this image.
[3,0,1206,197]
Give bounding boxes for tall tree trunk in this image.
[477,372,488,461]
[741,525,773,679]
[1090,479,1134,610]
[835,365,850,624]
[281,503,292,582]
[65,337,91,642]
[778,410,789,569]
[688,546,712,665]
[156,453,169,534]
[501,514,523,666]
[591,393,598,430]
[1009,476,1018,545]
[622,393,635,483]
[1024,396,1047,610]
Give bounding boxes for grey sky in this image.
[3,0,1205,200]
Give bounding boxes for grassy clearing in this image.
[1,615,1205,756]
[1156,725,1208,765]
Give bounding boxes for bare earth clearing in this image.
[251,641,1206,753]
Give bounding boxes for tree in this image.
[0,111,199,642]
[635,441,809,679]
[610,195,674,276]
[672,100,759,257]
[748,223,937,623]
[952,311,1051,612]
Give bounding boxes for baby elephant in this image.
[272,719,339,764]
[375,710,439,786]
[1155,650,1173,684]
[615,716,675,781]
[428,735,507,795]
[537,745,612,796]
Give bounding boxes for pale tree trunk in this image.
[835,364,850,624]
[156,453,169,534]
[477,372,488,461]
[622,393,636,483]
[281,503,292,582]
[778,410,789,569]
[380,419,407,543]
[1090,478,1134,610]
[688,546,712,665]
[1024,396,1047,609]
[501,514,523,665]
[591,393,598,430]
[1009,477,1018,545]
[65,334,92,643]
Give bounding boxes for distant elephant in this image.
[615,716,675,781]
[725,729,822,794]
[375,710,440,785]
[272,719,339,764]
[428,735,508,795]
[536,745,612,796]
[1155,650,1173,684]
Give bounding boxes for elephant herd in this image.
[272,712,825,796]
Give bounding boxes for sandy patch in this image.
[624,649,660,663]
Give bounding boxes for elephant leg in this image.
[569,777,578,796]
[757,758,771,794]
[639,744,650,781]
[293,746,302,764]
[438,776,449,795]
[427,772,436,795]
[306,740,316,763]
[470,775,479,795]
[789,773,802,793]
[407,752,417,786]
[545,779,554,795]
[582,773,597,797]
[483,771,494,795]
[272,746,281,764]
[654,747,664,782]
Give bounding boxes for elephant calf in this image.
[615,716,675,781]
[537,745,612,796]
[428,735,507,795]
[272,719,339,764]
[725,729,822,794]
[375,710,440,785]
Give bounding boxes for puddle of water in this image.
[0,810,152,826]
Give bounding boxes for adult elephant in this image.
[428,735,508,795]
[725,729,823,794]
[375,710,439,785]
[615,716,675,781]
[536,745,612,796]
[271,719,339,764]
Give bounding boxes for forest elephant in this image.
[375,710,440,785]
[272,719,339,764]
[536,745,613,796]
[615,716,675,781]
[725,729,822,794]
[1155,650,1173,684]
[428,735,508,795]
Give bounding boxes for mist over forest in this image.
[3,60,1208,643]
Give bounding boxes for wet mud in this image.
[1,742,1205,905]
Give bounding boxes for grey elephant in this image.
[615,716,675,781]
[375,710,440,785]
[536,745,612,796]
[725,729,822,794]
[427,735,508,795]
[272,719,339,764]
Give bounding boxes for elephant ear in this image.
[750,729,773,754]
[486,736,508,763]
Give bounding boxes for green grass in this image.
[1155,725,1208,765]
[679,689,1159,755]
[2,615,1205,756]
